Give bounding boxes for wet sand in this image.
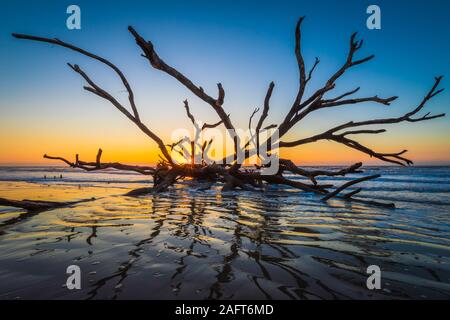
[0,167,450,300]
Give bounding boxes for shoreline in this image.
[0,168,449,299]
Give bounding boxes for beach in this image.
[0,166,449,299]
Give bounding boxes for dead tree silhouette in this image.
[11,16,446,208]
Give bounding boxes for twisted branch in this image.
[280,76,445,165]
[11,17,446,209]
[128,26,240,157]
[44,149,155,175]
[12,33,173,163]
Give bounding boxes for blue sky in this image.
[0,0,449,164]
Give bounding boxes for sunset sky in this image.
[0,0,449,165]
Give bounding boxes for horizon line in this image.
[1,162,450,167]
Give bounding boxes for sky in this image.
[0,0,449,165]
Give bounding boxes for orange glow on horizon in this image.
[1,136,449,166]
[1,112,449,166]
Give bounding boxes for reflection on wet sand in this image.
[0,179,449,300]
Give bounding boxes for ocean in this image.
[0,165,449,299]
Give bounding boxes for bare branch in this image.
[67,63,135,121]
[322,174,380,201]
[12,34,173,163]
[167,137,186,150]
[153,168,182,192]
[96,148,103,168]
[249,107,260,130]
[306,57,320,83]
[254,82,275,155]
[288,94,398,130]
[321,95,398,108]
[322,87,360,103]
[280,159,363,184]
[44,151,156,175]
[263,124,277,130]
[128,26,240,156]
[256,82,275,133]
[183,99,196,124]
[278,32,376,137]
[340,129,386,136]
[328,76,445,132]
[202,119,225,131]
[12,33,140,121]
[338,137,412,166]
[294,16,307,106]
[343,188,362,199]
[280,77,445,166]
[75,64,172,162]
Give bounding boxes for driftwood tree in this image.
[11,17,445,208]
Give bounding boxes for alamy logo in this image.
[66,265,81,290]
[169,126,280,175]
[66,5,81,30]
[367,5,381,30]
[366,265,381,290]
